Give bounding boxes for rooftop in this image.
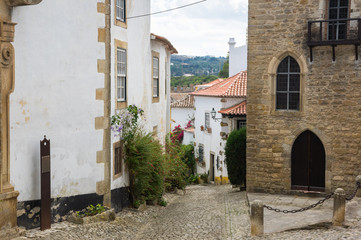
[191,71,247,98]
[170,94,194,108]
[219,101,246,116]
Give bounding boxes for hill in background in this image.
[171,55,227,77]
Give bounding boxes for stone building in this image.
[247,0,361,194]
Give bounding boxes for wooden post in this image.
[250,200,264,236]
[40,136,51,230]
[332,188,345,226]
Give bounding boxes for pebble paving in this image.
[14,184,361,240]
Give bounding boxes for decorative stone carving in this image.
[6,0,42,6]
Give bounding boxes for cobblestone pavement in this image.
[14,184,361,240]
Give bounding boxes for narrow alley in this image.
[14,184,361,240]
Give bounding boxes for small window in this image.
[153,57,159,97]
[205,112,210,129]
[117,48,126,101]
[198,144,204,163]
[153,125,158,140]
[116,0,125,22]
[114,143,123,175]
[237,118,246,129]
[276,56,300,110]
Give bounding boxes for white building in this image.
[170,95,194,145]
[191,71,247,184]
[9,0,176,229]
[228,38,247,77]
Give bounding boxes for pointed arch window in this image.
[276,56,300,110]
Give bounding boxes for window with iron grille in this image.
[117,48,126,101]
[153,57,159,97]
[116,0,125,22]
[198,144,204,163]
[205,112,210,129]
[328,0,349,40]
[237,118,246,129]
[114,143,123,175]
[276,56,300,110]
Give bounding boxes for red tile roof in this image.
[170,94,194,108]
[191,71,247,98]
[196,78,224,89]
[219,101,246,116]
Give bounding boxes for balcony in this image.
[307,18,361,61]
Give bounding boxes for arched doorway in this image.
[291,130,325,192]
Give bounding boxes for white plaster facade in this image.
[193,96,245,180]
[171,108,193,130]
[9,0,174,216]
[228,38,247,77]
[11,0,105,202]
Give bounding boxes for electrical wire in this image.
[127,0,207,19]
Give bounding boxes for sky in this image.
[150,0,248,57]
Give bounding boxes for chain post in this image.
[250,200,264,236]
[332,188,346,226]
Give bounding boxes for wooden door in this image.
[291,130,325,192]
[210,153,215,182]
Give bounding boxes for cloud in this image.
[151,0,248,56]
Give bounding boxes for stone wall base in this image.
[0,190,19,230]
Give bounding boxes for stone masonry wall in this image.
[247,0,361,194]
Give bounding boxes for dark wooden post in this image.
[40,136,51,230]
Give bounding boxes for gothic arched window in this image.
[276,56,300,110]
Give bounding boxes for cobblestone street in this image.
[15,184,361,240]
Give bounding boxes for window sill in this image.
[152,97,160,103]
[116,101,127,109]
[114,19,127,29]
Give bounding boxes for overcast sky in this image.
[150,0,248,57]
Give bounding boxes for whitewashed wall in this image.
[194,96,246,178]
[171,108,193,130]
[194,97,225,178]
[11,0,105,201]
[228,38,247,77]
[110,0,171,190]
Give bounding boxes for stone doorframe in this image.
[0,0,43,230]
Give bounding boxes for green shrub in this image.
[181,143,196,176]
[126,132,165,204]
[200,173,209,183]
[225,127,246,186]
[164,139,188,191]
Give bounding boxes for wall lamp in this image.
[211,108,222,121]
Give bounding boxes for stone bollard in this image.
[250,200,264,236]
[356,175,361,198]
[332,188,346,226]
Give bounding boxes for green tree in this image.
[218,56,229,78]
[224,127,246,187]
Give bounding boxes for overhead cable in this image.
[127,0,207,19]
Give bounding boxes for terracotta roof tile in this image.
[151,33,178,54]
[191,71,247,98]
[170,94,194,108]
[219,101,246,116]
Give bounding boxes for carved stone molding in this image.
[6,0,42,6]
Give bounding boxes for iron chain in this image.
[346,182,360,201]
[264,182,360,214]
[264,192,334,214]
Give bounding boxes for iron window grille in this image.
[114,144,122,175]
[117,48,126,101]
[153,57,159,97]
[205,112,210,129]
[116,0,125,22]
[198,144,204,163]
[276,56,300,110]
[237,118,246,129]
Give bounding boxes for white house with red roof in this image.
[190,71,247,184]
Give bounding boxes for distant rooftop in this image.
[191,71,247,98]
